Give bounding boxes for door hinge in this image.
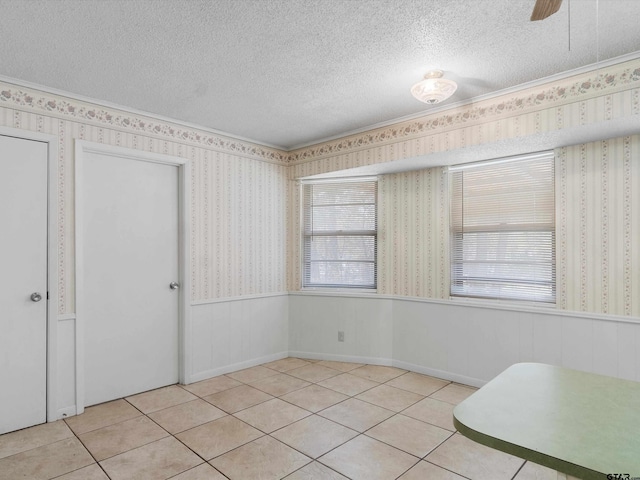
[46,291,49,300]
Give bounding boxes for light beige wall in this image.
[190,152,287,300]
[372,136,640,316]
[0,83,289,314]
[377,167,449,298]
[288,59,640,317]
[3,57,639,318]
[557,135,640,316]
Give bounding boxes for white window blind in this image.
[449,153,555,303]
[302,179,377,288]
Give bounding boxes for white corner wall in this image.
[189,293,289,382]
[288,293,640,387]
[288,293,394,364]
[52,295,289,417]
[54,291,639,412]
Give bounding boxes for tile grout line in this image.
[510,459,529,480]
[215,362,402,477]
[166,366,454,478]
[256,365,449,474]
[0,359,482,480]
[167,377,272,474]
[422,458,474,480]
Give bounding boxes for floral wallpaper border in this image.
[0,83,289,165]
[2,59,639,168]
[288,61,640,164]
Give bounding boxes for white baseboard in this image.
[288,351,394,367]
[186,351,289,384]
[288,352,484,387]
[392,360,487,388]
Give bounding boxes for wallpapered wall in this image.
[557,136,639,316]
[190,153,287,300]
[2,57,639,318]
[0,86,289,315]
[288,58,640,317]
[370,135,640,317]
[377,167,449,299]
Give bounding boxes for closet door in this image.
[0,135,48,434]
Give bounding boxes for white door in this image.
[0,135,48,434]
[80,148,180,406]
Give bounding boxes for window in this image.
[449,152,555,303]
[302,178,377,289]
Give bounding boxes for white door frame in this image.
[0,126,59,424]
[75,140,191,414]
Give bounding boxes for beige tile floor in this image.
[0,357,562,480]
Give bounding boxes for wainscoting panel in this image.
[289,293,640,388]
[288,293,394,365]
[189,294,289,383]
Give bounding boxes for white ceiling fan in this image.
[530,0,562,21]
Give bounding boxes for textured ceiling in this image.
[1,0,639,149]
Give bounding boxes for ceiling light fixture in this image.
[410,70,458,104]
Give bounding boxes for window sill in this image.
[448,296,557,310]
[300,287,378,294]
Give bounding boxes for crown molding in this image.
[2,50,639,163]
[0,74,290,164]
[288,54,640,164]
[287,51,640,153]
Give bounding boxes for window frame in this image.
[300,176,378,290]
[448,152,556,305]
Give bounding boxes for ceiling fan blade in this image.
[530,0,563,21]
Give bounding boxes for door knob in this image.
[31,292,42,302]
[169,282,180,290]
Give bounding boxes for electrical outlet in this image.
[338,331,344,342]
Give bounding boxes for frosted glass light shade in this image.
[411,70,457,104]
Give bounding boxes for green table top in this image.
[453,363,640,480]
